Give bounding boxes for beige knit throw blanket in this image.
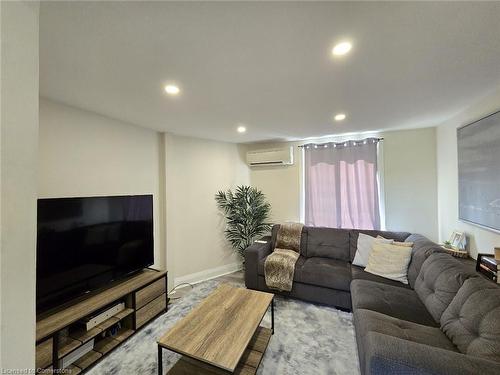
[264,222,304,292]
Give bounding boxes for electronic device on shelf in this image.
[79,302,125,331]
[104,322,122,337]
[58,339,94,369]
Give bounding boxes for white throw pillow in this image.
[364,242,413,284]
[352,233,393,267]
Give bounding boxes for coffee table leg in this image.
[271,298,275,335]
[158,345,163,375]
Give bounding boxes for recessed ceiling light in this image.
[332,42,352,56]
[164,84,180,95]
[334,113,347,121]
[237,125,246,133]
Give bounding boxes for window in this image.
[303,138,382,230]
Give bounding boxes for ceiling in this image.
[40,2,500,143]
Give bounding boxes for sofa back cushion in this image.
[349,230,411,261]
[441,277,500,363]
[405,234,444,287]
[305,227,350,261]
[271,224,308,256]
[415,253,477,322]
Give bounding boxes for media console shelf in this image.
[36,269,168,374]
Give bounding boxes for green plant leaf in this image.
[215,185,272,255]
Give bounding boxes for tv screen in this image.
[36,195,154,313]
[457,110,500,232]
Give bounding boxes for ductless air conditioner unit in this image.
[246,147,294,166]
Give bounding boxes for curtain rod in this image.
[297,137,384,148]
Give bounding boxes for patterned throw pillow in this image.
[365,242,413,284]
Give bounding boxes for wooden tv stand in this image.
[36,268,168,374]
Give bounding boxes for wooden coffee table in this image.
[157,283,274,374]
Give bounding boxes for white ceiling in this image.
[40,1,500,143]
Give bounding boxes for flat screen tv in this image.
[457,110,500,232]
[36,195,154,314]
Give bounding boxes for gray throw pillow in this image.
[441,277,500,363]
[414,253,476,322]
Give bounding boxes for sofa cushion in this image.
[306,227,350,261]
[354,309,458,352]
[360,332,500,375]
[405,234,444,288]
[441,277,500,362]
[349,229,411,262]
[351,279,437,326]
[295,257,351,291]
[351,265,411,289]
[414,253,477,323]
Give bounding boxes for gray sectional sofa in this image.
[244,224,500,375]
[245,225,423,309]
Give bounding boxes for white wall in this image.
[0,1,39,370]
[164,133,250,287]
[383,128,438,239]
[38,99,166,268]
[243,127,438,241]
[437,87,500,258]
[38,99,252,295]
[243,144,301,224]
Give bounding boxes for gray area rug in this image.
[89,279,360,375]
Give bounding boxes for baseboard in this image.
[173,262,242,287]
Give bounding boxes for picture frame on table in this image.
[449,231,466,250]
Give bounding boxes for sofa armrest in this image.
[244,237,272,289]
[363,332,500,375]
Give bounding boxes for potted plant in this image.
[215,185,272,259]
